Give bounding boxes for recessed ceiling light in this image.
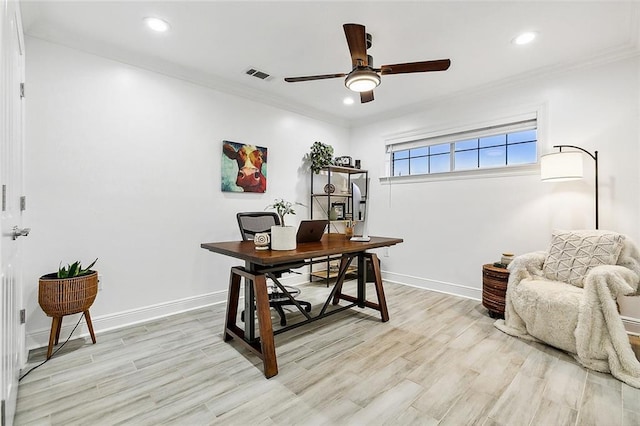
[512,31,537,45]
[144,17,170,33]
[343,97,355,105]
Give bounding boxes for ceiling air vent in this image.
[245,67,272,81]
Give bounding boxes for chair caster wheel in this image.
[280,318,287,326]
[305,306,311,312]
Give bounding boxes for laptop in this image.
[296,220,328,243]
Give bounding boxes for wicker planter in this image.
[38,271,98,359]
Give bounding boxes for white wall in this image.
[23,37,640,348]
[23,37,349,348]
[351,56,640,320]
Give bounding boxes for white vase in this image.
[501,252,515,266]
[270,225,297,250]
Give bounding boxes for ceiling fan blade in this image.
[343,23,368,67]
[360,90,374,103]
[380,59,451,75]
[284,73,346,83]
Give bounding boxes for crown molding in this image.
[25,15,640,132]
[351,42,640,129]
[24,34,350,128]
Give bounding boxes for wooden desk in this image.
[201,234,403,378]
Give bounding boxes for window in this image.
[390,119,537,177]
[392,144,451,176]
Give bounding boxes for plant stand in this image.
[38,271,98,359]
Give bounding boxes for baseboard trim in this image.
[33,271,640,349]
[26,289,229,351]
[26,272,314,351]
[382,271,482,301]
[382,271,640,329]
[27,271,528,350]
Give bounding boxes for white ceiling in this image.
[20,1,640,127]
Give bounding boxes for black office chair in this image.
[236,212,312,326]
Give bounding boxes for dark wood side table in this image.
[482,264,510,319]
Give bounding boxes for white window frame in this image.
[381,110,543,184]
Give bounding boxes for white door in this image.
[0,2,25,425]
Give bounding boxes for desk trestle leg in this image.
[223,267,278,378]
[331,253,389,322]
[224,271,241,342]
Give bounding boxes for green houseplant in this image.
[266,199,304,250]
[38,258,99,359]
[266,199,303,226]
[306,141,334,174]
[57,258,98,279]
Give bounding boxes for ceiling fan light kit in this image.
[345,69,380,92]
[284,23,451,104]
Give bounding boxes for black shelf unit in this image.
[310,165,368,282]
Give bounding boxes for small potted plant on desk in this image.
[267,199,304,250]
[38,258,99,359]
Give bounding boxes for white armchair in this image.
[495,230,640,388]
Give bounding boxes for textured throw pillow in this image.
[542,230,625,287]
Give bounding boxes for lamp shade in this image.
[540,151,584,182]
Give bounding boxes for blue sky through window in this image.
[392,127,537,176]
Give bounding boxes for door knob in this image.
[12,226,30,240]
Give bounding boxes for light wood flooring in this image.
[15,280,640,425]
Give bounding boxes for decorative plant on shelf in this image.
[305,141,334,174]
[57,258,98,279]
[266,199,304,226]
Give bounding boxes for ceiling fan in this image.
[284,23,451,104]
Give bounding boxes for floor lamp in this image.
[540,145,599,229]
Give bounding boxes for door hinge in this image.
[19,309,25,324]
[20,196,26,212]
[1,185,6,212]
[1,399,5,426]
[20,82,24,98]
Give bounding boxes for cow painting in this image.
[221,141,268,193]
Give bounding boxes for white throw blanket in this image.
[495,241,640,388]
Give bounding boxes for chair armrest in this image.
[507,251,546,285]
[584,264,640,298]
